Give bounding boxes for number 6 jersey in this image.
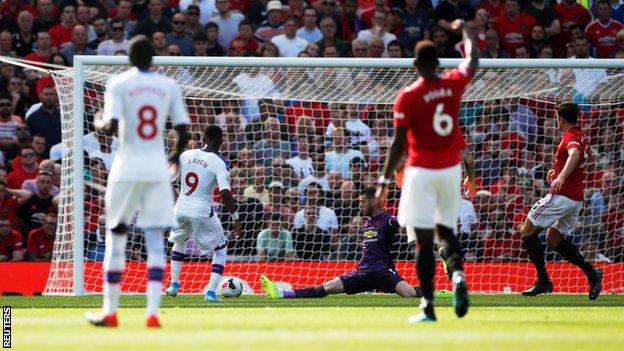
[393,61,473,169]
[174,149,231,218]
[102,67,189,182]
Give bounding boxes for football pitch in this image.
[5,294,624,351]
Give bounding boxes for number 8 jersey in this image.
[393,62,473,169]
[102,67,189,182]
[174,149,231,218]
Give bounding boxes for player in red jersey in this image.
[520,102,603,299]
[585,0,624,58]
[376,19,478,323]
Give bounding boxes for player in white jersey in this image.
[165,125,242,302]
[86,35,190,328]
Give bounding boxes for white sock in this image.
[170,241,186,284]
[207,247,227,293]
[102,230,126,315]
[145,229,165,316]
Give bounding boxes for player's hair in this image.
[556,102,579,124]
[203,124,223,142]
[360,187,377,199]
[414,40,439,70]
[128,35,154,70]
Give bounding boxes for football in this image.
[218,277,244,298]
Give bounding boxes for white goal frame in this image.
[66,56,624,295]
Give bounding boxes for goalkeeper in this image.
[261,187,422,299]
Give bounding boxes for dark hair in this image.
[60,4,75,13]
[269,212,282,222]
[556,102,579,124]
[387,39,406,56]
[303,6,317,15]
[0,91,11,101]
[360,187,377,199]
[36,30,49,39]
[568,24,583,34]
[20,145,35,153]
[110,17,124,27]
[205,22,219,30]
[32,133,46,140]
[204,124,223,141]
[596,0,610,6]
[350,157,365,168]
[194,32,208,42]
[128,35,154,70]
[238,19,252,29]
[414,40,439,68]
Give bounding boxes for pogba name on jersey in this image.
[423,87,453,104]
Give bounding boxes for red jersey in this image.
[493,13,537,56]
[0,230,23,258]
[24,51,50,64]
[48,23,74,49]
[480,0,505,18]
[555,3,591,47]
[552,126,588,201]
[27,227,54,260]
[6,167,39,189]
[585,19,624,58]
[393,62,473,169]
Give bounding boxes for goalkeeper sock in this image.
[436,225,464,275]
[294,286,327,298]
[207,247,226,293]
[145,229,165,316]
[416,236,435,301]
[170,242,186,284]
[522,235,550,283]
[554,239,594,277]
[102,230,126,315]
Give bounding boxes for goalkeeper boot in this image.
[165,282,179,297]
[452,271,469,318]
[521,280,553,297]
[588,267,604,301]
[408,298,436,323]
[146,315,161,328]
[204,290,223,303]
[260,274,281,299]
[85,311,118,328]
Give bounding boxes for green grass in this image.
[6,295,624,351]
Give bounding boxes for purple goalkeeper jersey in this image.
[357,212,400,272]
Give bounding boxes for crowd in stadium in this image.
[0,0,623,264]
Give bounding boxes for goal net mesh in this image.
[45,63,624,295]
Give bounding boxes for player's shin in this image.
[207,247,227,293]
[436,225,464,276]
[293,286,327,298]
[170,241,187,284]
[522,234,550,283]
[415,233,435,303]
[102,230,126,315]
[553,238,594,277]
[145,229,165,317]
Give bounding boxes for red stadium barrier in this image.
[1,262,623,295]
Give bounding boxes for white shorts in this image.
[528,193,583,235]
[399,164,461,237]
[168,213,226,251]
[105,181,176,230]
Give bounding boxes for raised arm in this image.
[452,19,479,72]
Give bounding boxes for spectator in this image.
[32,0,57,34]
[481,0,505,19]
[322,44,338,57]
[555,0,591,49]
[16,171,54,240]
[184,5,203,36]
[230,20,258,55]
[0,30,13,57]
[324,128,366,180]
[334,180,359,229]
[317,17,349,57]
[179,0,218,26]
[97,18,129,56]
[256,213,296,261]
[351,38,370,58]
[152,31,168,56]
[298,6,323,43]
[325,103,371,146]
[24,31,52,63]
[255,0,285,42]
[292,204,332,260]
[166,13,195,55]
[110,0,137,35]
[13,11,35,58]
[244,165,270,205]
[26,84,60,156]
[431,26,462,58]
[400,0,430,53]
[0,3,17,33]
[75,4,96,42]
[48,4,76,50]
[528,25,547,57]
[1,124,30,163]
[387,39,406,58]
[88,16,109,51]
[586,0,624,58]
[0,181,18,225]
[134,0,172,38]
[26,212,56,261]
[514,45,530,57]
[11,134,45,170]
[271,16,308,57]
[610,29,624,57]
[204,22,226,56]
[293,182,339,249]
[0,91,22,147]
[21,159,59,196]
[612,0,624,23]
[288,135,314,179]
[298,152,330,203]
[255,117,291,168]
[5,145,38,189]
[0,216,23,261]
[369,37,385,57]
[60,24,96,65]
[264,181,295,225]
[538,44,554,58]
[210,0,245,51]
[193,32,210,56]
[524,0,560,38]
[493,0,537,57]
[357,9,397,56]
[224,170,264,255]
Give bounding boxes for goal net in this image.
[44,58,624,295]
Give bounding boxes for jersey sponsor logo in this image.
[363,229,377,239]
[423,87,453,104]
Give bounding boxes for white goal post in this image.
[44,56,624,296]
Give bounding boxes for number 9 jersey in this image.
[102,67,190,182]
[393,61,473,169]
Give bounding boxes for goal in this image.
[45,57,624,295]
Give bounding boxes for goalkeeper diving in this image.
[261,187,423,299]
